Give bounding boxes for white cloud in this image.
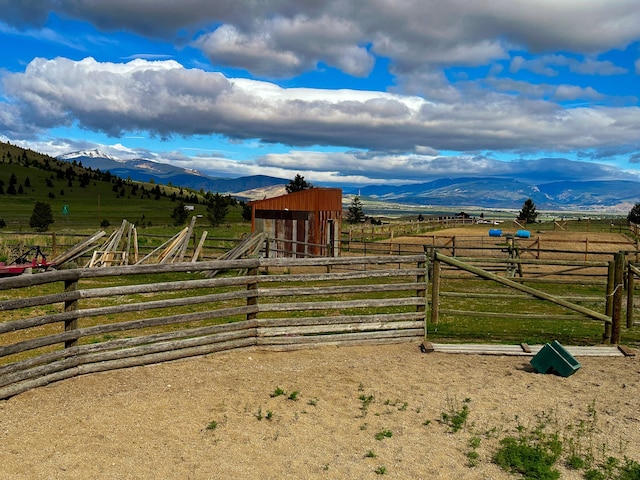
[509,54,626,77]
[4,57,640,158]
[3,1,640,82]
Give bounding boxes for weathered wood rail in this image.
[427,250,637,344]
[343,234,639,261]
[0,255,427,399]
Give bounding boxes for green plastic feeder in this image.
[530,340,581,377]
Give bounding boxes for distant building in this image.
[250,188,342,258]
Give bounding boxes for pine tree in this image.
[628,203,640,224]
[171,201,189,226]
[206,193,228,227]
[346,195,366,224]
[29,202,54,232]
[517,198,538,224]
[285,174,312,193]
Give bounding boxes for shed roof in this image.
[251,188,342,212]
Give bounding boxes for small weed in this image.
[360,423,368,431]
[359,393,375,416]
[423,419,432,427]
[493,416,562,480]
[255,408,263,421]
[584,455,640,480]
[567,454,587,470]
[467,450,480,467]
[365,450,377,458]
[440,397,471,433]
[265,410,274,421]
[307,397,318,406]
[374,466,387,475]
[467,436,481,467]
[375,429,393,441]
[271,387,286,398]
[205,420,218,430]
[287,391,300,401]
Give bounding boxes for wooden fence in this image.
[343,234,639,261]
[427,250,637,344]
[0,255,427,400]
[344,217,476,243]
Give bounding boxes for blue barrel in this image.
[516,230,530,238]
[488,229,502,237]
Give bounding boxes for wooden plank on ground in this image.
[427,343,626,357]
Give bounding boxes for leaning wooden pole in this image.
[435,252,612,324]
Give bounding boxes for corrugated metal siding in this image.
[251,188,342,212]
[251,188,342,258]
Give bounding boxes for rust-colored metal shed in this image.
[251,188,342,258]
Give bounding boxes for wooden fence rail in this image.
[0,255,427,400]
[342,235,638,261]
[427,250,636,344]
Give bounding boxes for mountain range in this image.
[58,149,286,195]
[58,150,639,212]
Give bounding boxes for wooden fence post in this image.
[585,239,589,261]
[51,232,57,257]
[417,254,427,342]
[611,252,624,344]
[604,259,614,343]
[246,266,258,321]
[627,263,635,329]
[430,251,440,325]
[605,260,615,316]
[64,277,79,348]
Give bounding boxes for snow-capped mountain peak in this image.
[58,149,121,162]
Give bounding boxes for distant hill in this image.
[4,145,634,213]
[59,150,287,194]
[345,176,639,212]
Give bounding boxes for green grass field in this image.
[2,140,639,349]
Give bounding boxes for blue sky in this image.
[2,1,640,187]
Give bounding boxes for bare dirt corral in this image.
[1,343,639,479]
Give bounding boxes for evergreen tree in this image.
[517,198,538,224]
[29,201,54,232]
[628,203,640,224]
[171,201,189,226]
[206,193,228,227]
[241,202,252,222]
[285,174,312,193]
[346,195,366,224]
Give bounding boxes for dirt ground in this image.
[1,342,639,479]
